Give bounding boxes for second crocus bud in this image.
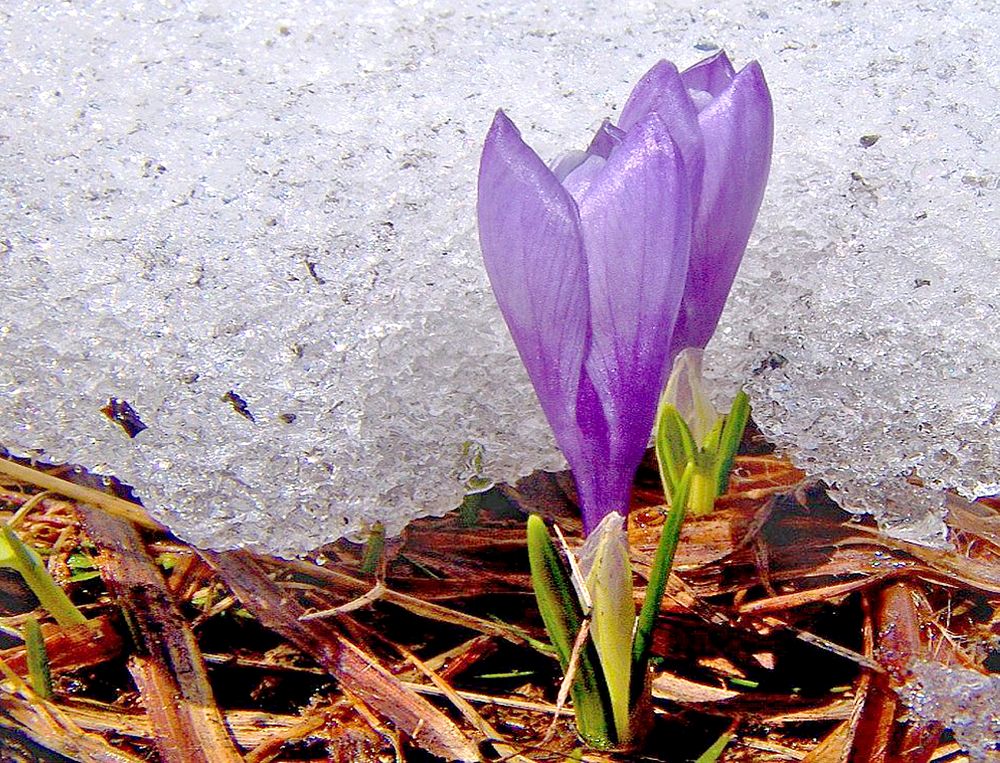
[656,348,750,516]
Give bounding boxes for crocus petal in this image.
[562,154,606,203]
[680,50,736,98]
[618,59,706,212]
[585,119,626,159]
[672,60,773,354]
[477,110,592,474]
[575,113,691,531]
[550,149,591,183]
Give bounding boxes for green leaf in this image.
[654,404,695,500]
[714,389,750,496]
[631,462,694,701]
[526,515,616,748]
[476,670,535,679]
[67,551,101,582]
[66,552,97,572]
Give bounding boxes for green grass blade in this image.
[694,723,737,763]
[359,522,385,575]
[630,462,694,702]
[23,617,53,700]
[527,515,616,748]
[0,525,87,627]
[714,389,751,496]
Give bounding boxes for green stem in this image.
[630,463,694,703]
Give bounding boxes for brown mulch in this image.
[0,431,997,762]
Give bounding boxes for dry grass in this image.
[0,434,997,762]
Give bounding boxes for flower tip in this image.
[487,108,517,137]
[711,48,734,68]
[646,58,681,79]
[700,48,735,73]
[627,111,683,163]
[619,59,683,131]
[681,49,737,95]
[736,58,766,82]
[586,118,626,159]
[728,59,774,124]
[480,109,532,180]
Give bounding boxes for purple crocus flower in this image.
[477,52,772,534]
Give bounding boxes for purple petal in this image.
[549,150,590,183]
[477,110,594,479]
[561,154,606,203]
[618,59,706,212]
[585,119,626,159]
[572,371,616,533]
[574,113,692,532]
[672,60,773,354]
[680,50,736,97]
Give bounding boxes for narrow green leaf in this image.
[527,515,616,748]
[701,417,725,459]
[396,553,442,579]
[714,389,751,496]
[653,404,680,497]
[0,526,87,628]
[156,553,179,571]
[672,407,699,464]
[23,617,52,700]
[630,462,694,702]
[66,552,97,572]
